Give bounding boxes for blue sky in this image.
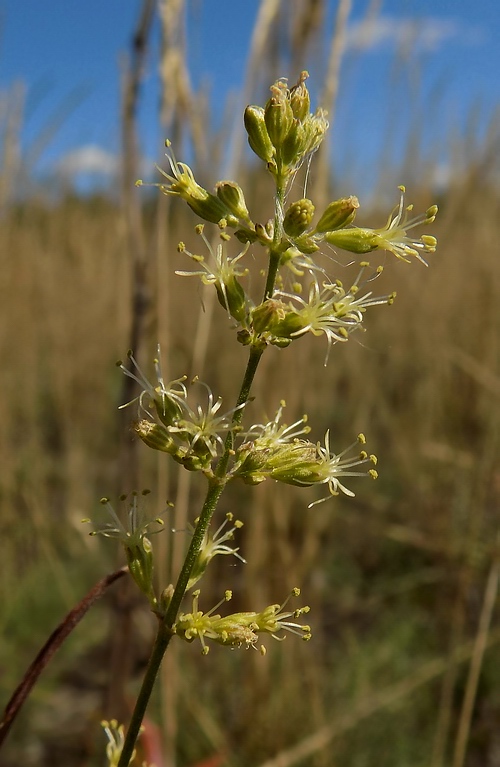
[1,0,498,194]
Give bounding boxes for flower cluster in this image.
[270,264,396,364]
[244,71,329,186]
[174,588,311,655]
[232,404,377,504]
[97,74,438,688]
[118,348,242,473]
[171,187,434,360]
[73,70,443,766]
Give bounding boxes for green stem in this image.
[117,621,171,766]
[263,247,282,300]
[117,182,288,767]
[263,184,286,300]
[117,345,263,766]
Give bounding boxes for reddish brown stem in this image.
[0,566,128,749]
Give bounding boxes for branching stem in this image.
[117,169,288,767]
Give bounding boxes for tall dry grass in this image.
[2,0,500,765]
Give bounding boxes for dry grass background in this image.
[1,1,500,765]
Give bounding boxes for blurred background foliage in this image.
[1,1,500,766]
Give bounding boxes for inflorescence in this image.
[94,73,438,701]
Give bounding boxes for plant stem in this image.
[117,182,287,767]
[264,184,286,300]
[0,567,128,750]
[117,344,263,766]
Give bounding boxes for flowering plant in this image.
[0,72,436,765]
[97,72,438,765]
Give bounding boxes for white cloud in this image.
[345,15,483,54]
[57,145,118,177]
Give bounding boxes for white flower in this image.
[371,186,438,264]
[275,265,395,364]
[176,229,249,320]
[243,401,311,447]
[324,186,437,265]
[84,491,166,545]
[308,431,378,506]
[168,379,244,459]
[118,344,187,424]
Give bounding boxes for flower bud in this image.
[244,105,275,163]
[215,274,248,324]
[280,120,305,167]
[159,584,174,615]
[125,536,156,605]
[215,181,251,222]
[315,196,359,233]
[154,393,184,428]
[134,420,178,454]
[289,71,311,120]
[185,192,238,227]
[283,198,315,237]
[236,328,252,346]
[251,299,287,334]
[323,227,376,254]
[264,81,294,149]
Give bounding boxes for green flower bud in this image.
[159,584,174,615]
[283,198,315,237]
[244,105,275,163]
[280,119,305,167]
[323,227,375,254]
[153,394,184,428]
[126,536,156,605]
[315,196,359,233]
[215,181,251,222]
[264,81,294,149]
[185,192,238,227]
[134,420,178,454]
[215,275,248,324]
[289,71,311,120]
[251,299,288,334]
